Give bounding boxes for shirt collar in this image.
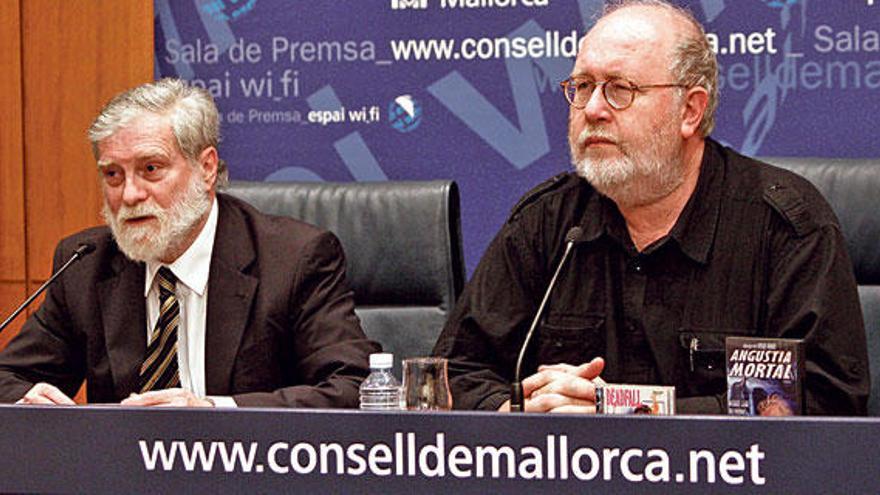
[666,139,723,264]
[144,198,219,297]
[578,139,723,264]
[580,189,618,245]
[578,177,647,255]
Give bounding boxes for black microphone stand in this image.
[510,227,582,412]
[0,244,95,336]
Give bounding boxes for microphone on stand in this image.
[0,243,95,336]
[510,227,583,412]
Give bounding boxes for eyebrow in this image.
[96,152,171,169]
[570,70,628,80]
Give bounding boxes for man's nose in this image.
[121,176,149,206]
[582,84,612,123]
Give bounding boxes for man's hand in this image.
[16,382,76,405]
[498,357,605,413]
[120,388,214,407]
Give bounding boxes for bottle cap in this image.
[369,353,394,369]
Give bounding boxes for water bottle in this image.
[359,353,402,410]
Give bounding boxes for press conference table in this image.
[0,404,876,493]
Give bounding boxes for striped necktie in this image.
[139,266,181,392]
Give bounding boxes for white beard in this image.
[103,172,211,263]
[571,115,685,207]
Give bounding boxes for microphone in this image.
[0,243,95,336]
[510,227,582,412]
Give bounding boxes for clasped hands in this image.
[499,357,605,413]
[16,382,214,407]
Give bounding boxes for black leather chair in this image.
[763,157,880,415]
[226,180,466,374]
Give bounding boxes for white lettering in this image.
[746,444,767,485]
[448,445,473,477]
[367,443,393,475]
[571,447,600,481]
[267,442,289,474]
[346,444,367,475]
[690,450,716,483]
[319,443,344,474]
[475,445,516,478]
[289,443,317,474]
[518,446,543,479]
[645,449,671,482]
[718,451,745,485]
[620,449,643,482]
[418,433,446,477]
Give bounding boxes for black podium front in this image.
[0,405,875,493]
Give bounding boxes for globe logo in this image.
[388,95,422,133]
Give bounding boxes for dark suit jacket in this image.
[0,193,380,407]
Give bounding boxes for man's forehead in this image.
[593,4,689,38]
[574,6,681,77]
[96,114,177,164]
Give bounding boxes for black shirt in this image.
[434,139,868,415]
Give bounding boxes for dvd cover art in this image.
[596,384,676,415]
[726,337,804,416]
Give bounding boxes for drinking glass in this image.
[402,357,452,410]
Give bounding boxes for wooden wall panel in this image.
[0,0,25,285]
[0,283,26,350]
[22,0,154,281]
[2,0,152,370]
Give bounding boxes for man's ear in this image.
[680,86,709,139]
[198,146,219,188]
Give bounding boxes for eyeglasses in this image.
[560,77,687,111]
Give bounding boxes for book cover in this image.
[596,384,676,415]
[726,336,804,416]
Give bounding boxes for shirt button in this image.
[633,263,643,273]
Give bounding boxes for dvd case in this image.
[596,384,676,415]
[726,336,804,416]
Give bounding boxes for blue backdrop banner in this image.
[155,0,879,273]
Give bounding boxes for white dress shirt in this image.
[143,199,234,406]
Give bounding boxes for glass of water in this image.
[402,357,452,411]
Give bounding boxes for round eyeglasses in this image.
[560,77,687,111]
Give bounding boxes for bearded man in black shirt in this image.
[433,0,869,415]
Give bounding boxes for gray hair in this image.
[88,78,229,187]
[601,0,719,136]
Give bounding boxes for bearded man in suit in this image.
[0,78,379,408]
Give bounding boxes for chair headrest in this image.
[761,157,880,284]
[226,180,465,307]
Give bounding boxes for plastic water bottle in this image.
[359,353,402,410]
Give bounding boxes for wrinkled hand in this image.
[120,388,214,408]
[16,382,76,405]
[498,358,605,413]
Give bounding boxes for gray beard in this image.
[103,174,212,263]
[571,124,685,208]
